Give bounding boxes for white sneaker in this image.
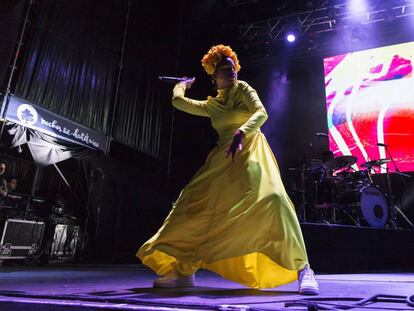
[298,264,319,295]
[153,272,195,288]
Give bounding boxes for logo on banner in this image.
[16,104,38,126]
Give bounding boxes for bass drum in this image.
[337,185,389,228]
[359,186,389,228]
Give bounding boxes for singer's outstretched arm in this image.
[172,83,209,117]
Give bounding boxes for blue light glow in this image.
[286,34,296,43]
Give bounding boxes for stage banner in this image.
[1,94,110,152]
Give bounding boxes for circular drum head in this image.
[360,186,389,228]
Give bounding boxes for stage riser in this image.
[302,224,414,273]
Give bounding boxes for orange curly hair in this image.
[201,44,241,75]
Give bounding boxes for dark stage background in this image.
[0,0,413,263]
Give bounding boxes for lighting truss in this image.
[239,0,414,42]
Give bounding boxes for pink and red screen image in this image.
[324,41,414,173]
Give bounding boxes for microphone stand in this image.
[79,175,95,261]
[80,169,103,261]
[382,145,414,229]
[384,144,409,187]
[299,142,314,223]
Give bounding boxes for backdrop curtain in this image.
[13,0,121,134]
[0,0,26,92]
[8,0,178,159]
[2,0,181,159]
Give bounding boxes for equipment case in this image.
[0,218,45,260]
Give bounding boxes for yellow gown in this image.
[137,80,308,289]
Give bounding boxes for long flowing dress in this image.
[137,80,308,289]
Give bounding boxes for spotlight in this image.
[286,33,296,43]
[349,0,368,15]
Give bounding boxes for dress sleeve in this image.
[238,81,268,138]
[171,83,209,117]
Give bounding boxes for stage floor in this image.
[0,265,413,310]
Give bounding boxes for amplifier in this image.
[0,218,45,260]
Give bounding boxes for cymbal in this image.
[361,158,391,168]
[324,155,358,170]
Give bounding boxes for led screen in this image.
[324,42,414,173]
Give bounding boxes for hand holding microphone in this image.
[158,76,196,89]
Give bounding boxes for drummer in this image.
[321,150,334,165]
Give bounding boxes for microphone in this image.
[158,76,193,83]
[315,132,329,138]
[377,143,387,147]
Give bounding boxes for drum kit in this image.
[293,154,413,229]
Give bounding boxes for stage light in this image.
[286,33,296,43]
[349,0,368,15]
